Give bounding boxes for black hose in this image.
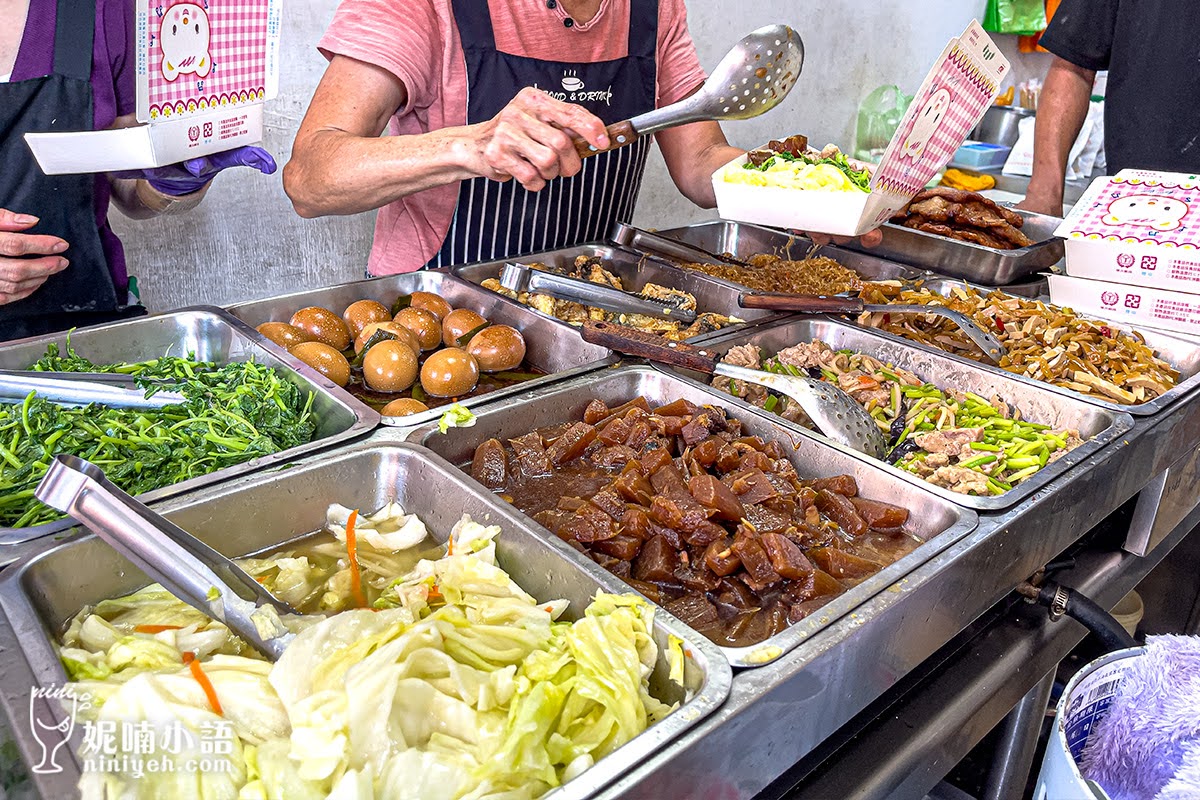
[1034,582,1138,651]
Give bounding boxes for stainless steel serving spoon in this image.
[581,321,887,458]
[572,24,803,158]
[738,293,1008,364]
[35,455,297,661]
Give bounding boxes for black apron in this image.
[432,0,658,267]
[0,0,141,341]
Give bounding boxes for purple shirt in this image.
[12,0,137,294]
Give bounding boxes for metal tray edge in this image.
[0,435,733,800]
[672,316,1136,511]
[0,306,380,550]
[403,365,980,668]
[860,281,1200,416]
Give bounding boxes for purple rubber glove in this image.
[124,146,277,196]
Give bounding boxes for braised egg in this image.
[362,340,419,393]
[393,307,443,351]
[408,291,453,321]
[441,309,489,348]
[381,398,430,417]
[355,321,421,355]
[290,307,351,351]
[420,348,480,397]
[256,322,315,349]
[289,341,351,387]
[466,324,526,372]
[342,299,391,339]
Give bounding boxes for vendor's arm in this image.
[1016,57,1094,217]
[284,56,610,218]
[656,119,743,208]
[107,115,210,219]
[1017,0,1114,217]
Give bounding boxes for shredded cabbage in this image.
[58,507,680,800]
[728,146,872,192]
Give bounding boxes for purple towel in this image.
[1078,635,1200,800]
[1155,741,1200,800]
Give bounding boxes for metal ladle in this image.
[572,24,803,158]
[739,293,1008,364]
[35,455,297,660]
[581,321,887,458]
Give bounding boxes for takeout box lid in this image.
[1055,169,1200,250]
[25,105,264,174]
[24,0,280,175]
[713,20,1010,235]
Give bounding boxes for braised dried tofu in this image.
[469,397,921,648]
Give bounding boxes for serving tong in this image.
[499,261,697,323]
[35,455,297,661]
[610,222,752,267]
[738,293,1007,363]
[0,370,187,408]
[572,25,803,159]
[582,321,887,458]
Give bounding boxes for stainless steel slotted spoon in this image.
[581,321,887,458]
[572,24,804,158]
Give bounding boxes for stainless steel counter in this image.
[0,239,1193,800]
[590,381,1200,800]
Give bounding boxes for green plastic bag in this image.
[983,0,1047,36]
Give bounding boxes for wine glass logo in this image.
[28,686,79,774]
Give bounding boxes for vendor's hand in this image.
[466,87,610,192]
[0,209,70,305]
[113,146,278,196]
[803,229,884,249]
[1015,191,1063,218]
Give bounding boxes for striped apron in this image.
[432,0,659,267]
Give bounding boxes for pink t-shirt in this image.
[319,0,707,274]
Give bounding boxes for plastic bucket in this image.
[1111,591,1144,638]
[1033,647,1144,800]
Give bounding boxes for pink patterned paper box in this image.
[25,0,282,174]
[1055,170,1200,295]
[712,21,1009,237]
[1047,273,1200,338]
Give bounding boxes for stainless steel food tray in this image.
[407,365,978,668]
[865,278,1200,417]
[0,437,731,800]
[227,270,614,427]
[841,209,1066,285]
[0,306,378,549]
[631,220,923,284]
[451,243,780,335]
[661,317,1133,511]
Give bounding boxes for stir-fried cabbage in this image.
[57,506,678,800]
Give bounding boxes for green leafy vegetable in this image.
[0,343,317,528]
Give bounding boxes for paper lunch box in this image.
[1047,273,1200,338]
[26,0,283,174]
[712,20,1010,237]
[1056,170,1200,295]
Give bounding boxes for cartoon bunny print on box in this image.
[1102,194,1189,232]
[903,87,952,161]
[160,3,212,82]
